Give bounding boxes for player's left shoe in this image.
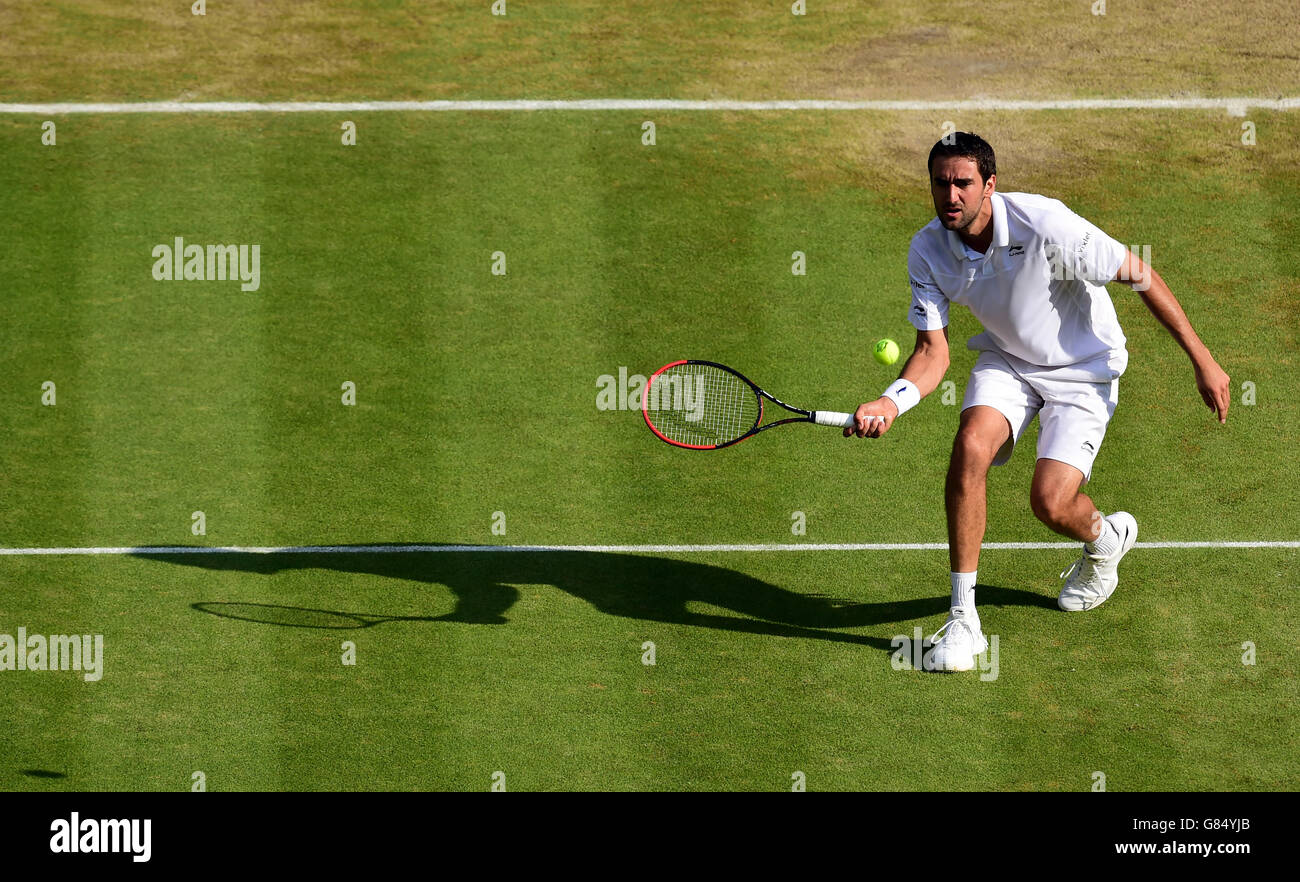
[1058,511,1138,611]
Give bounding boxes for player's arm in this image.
[844,327,950,438]
[1113,249,1231,424]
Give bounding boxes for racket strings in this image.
[645,363,759,447]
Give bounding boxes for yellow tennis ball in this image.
[874,338,900,366]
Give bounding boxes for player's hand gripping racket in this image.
[642,359,879,450]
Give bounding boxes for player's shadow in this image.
[134,547,1054,654]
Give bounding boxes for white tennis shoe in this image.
[1058,511,1138,611]
[925,606,988,672]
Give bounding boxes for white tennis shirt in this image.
[907,191,1130,382]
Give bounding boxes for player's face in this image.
[930,157,993,232]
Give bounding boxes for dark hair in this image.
[928,132,996,183]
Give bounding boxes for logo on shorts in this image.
[1081,440,1096,454]
[1008,245,1024,256]
[913,305,925,317]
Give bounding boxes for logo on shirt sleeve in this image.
[1008,245,1024,256]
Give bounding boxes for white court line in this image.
[0,98,1297,114]
[0,541,1296,556]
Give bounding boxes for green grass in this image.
[3,1,1298,102]
[1,4,1298,791]
[3,546,1294,790]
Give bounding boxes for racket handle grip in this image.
[814,410,883,429]
[813,410,857,428]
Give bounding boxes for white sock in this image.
[950,571,977,612]
[1086,516,1119,557]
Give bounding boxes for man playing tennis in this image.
[846,132,1231,672]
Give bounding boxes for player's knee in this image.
[1030,484,1071,528]
[949,426,997,480]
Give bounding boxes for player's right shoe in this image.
[924,606,988,672]
[1058,511,1138,611]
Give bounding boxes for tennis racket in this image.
[642,359,879,450]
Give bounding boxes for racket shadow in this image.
[191,601,446,629]
[140,548,1051,653]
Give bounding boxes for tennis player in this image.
[846,132,1231,672]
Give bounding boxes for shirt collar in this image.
[946,191,1009,260]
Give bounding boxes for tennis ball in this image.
[874,338,900,366]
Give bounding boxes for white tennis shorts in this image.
[962,349,1119,481]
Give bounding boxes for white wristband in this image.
[881,379,921,417]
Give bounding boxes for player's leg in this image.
[1029,458,1103,543]
[946,404,1011,572]
[1033,379,1137,611]
[928,353,1037,672]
